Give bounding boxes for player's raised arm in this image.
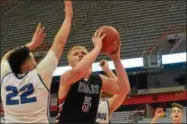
[50,0,73,61]
[99,60,120,94]
[35,0,73,89]
[1,23,45,80]
[1,23,45,61]
[108,46,131,113]
[151,108,164,124]
[100,46,131,113]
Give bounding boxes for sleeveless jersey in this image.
[1,51,57,123]
[56,74,102,124]
[1,69,50,123]
[96,100,110,123]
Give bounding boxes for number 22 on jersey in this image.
[6,83,37,105]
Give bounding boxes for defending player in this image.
[0,1,73,123]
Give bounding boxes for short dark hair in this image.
[8,46,30,74]
[171,103,183,112]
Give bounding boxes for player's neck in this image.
[20,63,31,74]
[20,68,30,74]
[83,70,92,80]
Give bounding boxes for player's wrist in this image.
[65,13,73,18]
[26,42,36,51]
[65,14,73,20]
[112,56,121,63]
[94,45,102,52]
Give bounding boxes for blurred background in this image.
[0,0,186,123]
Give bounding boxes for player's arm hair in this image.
[108,58,131,113]
[49,2,73,61]
[62,47,101,85]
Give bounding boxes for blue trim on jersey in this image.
[1,72,12,83]
[37,73,51,123]
[37,74,50,92]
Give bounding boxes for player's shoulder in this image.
[90,73,102,81]
[60,69,72,80]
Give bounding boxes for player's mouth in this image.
[174,115,179,118]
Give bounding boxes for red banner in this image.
[50,90,187,111]
[123,90,186,105]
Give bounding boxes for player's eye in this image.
[81,52,86,55]
[73,53,78,56]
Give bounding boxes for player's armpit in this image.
[100,74,120,95]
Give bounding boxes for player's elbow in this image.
[122,84,131,95]
[126,81,131,94]
[125,87,131,94]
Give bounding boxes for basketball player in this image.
[56,31,127,124]
[0,1,73,123]
[151,103,184,124]
[96,55,131,123]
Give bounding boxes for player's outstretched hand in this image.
[27,23,46,50]
[64,0,73,18]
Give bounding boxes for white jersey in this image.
[1,51,57,123]
[96,100,110,124]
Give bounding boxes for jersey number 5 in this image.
[6,83,37,105]
[82,96,92,112]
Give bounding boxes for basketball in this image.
[95,26,121,54]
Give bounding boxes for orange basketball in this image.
[95,26,120,54]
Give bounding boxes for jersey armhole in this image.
[37,73,50,92]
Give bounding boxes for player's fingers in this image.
[35,23,42,33]
[38,26,45,34]
[99,60,106,67]
[92,36,95,42]
[65,0,72,7]
[101,33,106,40]
[94,30,99,38]
[98,29,103,37]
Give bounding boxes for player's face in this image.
[28,52,37,70]
[68,48,88,67]
[171,107,183,123]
